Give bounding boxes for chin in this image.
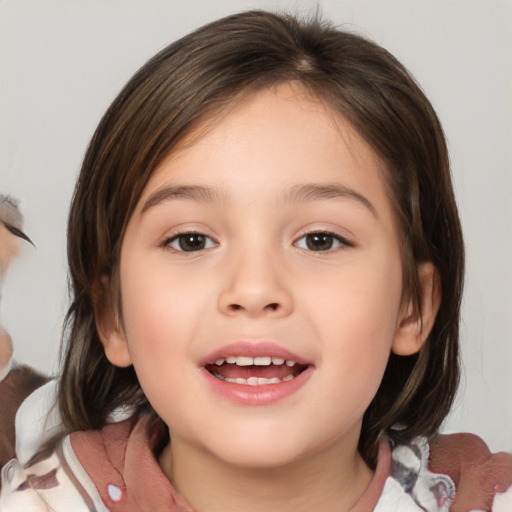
[212,440,309,470]
[196,420,321,470]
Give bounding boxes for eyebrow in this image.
[284,183,377,217]
[141,185,227,214]
[141,182,377,217]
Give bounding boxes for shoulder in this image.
[69,415,194,511]
[0,417,139,512]
[1,414,194,512]
[0,431,109,511]
[383,433,512,512]
[68,414,193,511]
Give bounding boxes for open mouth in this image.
[204,356,308,386]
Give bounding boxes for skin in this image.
[97,83,439,512]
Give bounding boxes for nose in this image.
[217,247,293,319]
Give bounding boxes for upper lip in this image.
[199,341,311,367]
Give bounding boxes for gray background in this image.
[1,0,511,452]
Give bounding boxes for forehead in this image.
[144,84,388,194]
[128,83,402,249]
[123,82,404,276]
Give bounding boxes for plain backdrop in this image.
[0,0,511,452]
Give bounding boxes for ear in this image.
[93,276,133,368]
[392,262,441,356]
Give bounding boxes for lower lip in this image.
[200,366,313,406]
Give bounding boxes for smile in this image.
[205,356,307,386]
[200,342,313,405]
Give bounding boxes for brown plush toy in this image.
[0,195,48,468]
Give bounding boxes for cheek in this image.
[118,257,214,387]
[308,252,403,336]
[307,254,403,391]
[118,258,178,361]
[119,272,194,416]
[121,255,202,332]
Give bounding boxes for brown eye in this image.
[294,232,349,252]
[167,233,216,252]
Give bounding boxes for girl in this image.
[1,9,511,512]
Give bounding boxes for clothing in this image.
[0,412,511,512]
[1,372,512,511]
[0,362,48,467]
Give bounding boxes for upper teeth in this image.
[214,356,296,367]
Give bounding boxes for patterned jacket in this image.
[1,378,511,511]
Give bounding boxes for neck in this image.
[159,430,373,512]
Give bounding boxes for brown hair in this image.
[60,10,464,465]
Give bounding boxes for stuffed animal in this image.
[0,195,47,468]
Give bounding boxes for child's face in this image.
[102,83,416,469]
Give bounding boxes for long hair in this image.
[60,10,464,466]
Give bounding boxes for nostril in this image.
[226,302,280,313]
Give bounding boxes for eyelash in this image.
[293,231,354,252]
[162,230,353,253]
[162,232,218,253]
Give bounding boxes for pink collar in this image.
[72,415,391,512]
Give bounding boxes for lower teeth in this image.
[213,374,294,385]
